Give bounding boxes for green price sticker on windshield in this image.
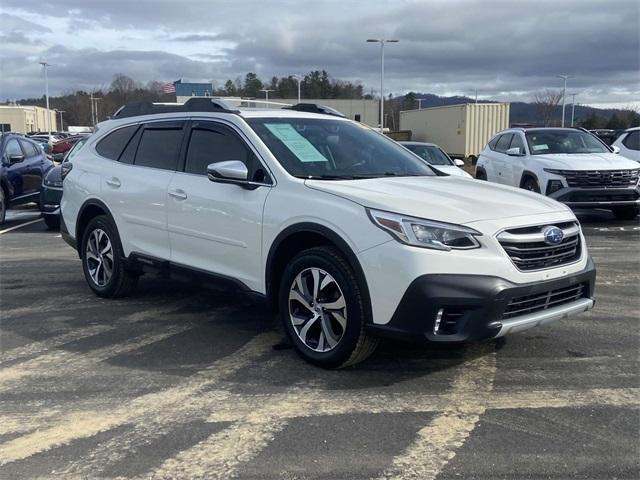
[264,123,328,163]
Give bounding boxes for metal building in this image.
[399,103,510,160]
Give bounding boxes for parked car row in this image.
[57,98,603,368]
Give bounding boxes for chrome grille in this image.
[549,169,639,188]
[502,283,586,319]
[497,222,581,271]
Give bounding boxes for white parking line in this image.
[0,218,43,235]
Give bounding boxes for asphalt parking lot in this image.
[0,207,638,480]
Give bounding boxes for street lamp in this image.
[55,109,65,132]
[556,74,572,127]
[260,89,274,103]
[366,38,399,131]
[570,93,578,127]
[39,61,52,138]
[292,75,303,103]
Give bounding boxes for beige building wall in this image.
[0,106,58,134]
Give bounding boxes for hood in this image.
[305,176,568,224]
[532,152,640,170]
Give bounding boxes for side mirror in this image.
[506,147,524,156]
[9,154,25,164]
[207,160,249,185]
[611,145,621,154]
[453,158,465,168]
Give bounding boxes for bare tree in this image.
[533,89,563,126]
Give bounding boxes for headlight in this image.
[367,209,482,251]
[44,177,63,188]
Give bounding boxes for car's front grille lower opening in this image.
[554,169,640,188]
[502,283,586,319]
[497,222,582,271]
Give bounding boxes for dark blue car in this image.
[0,133,54,225]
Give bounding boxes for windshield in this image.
[525,130,609,155]
[247,118,435,179]
[404,144,452,166]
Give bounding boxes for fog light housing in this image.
[433,308,444,334]
[546,180,564,195]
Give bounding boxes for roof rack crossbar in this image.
[112,98,240,119]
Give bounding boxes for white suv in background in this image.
[61,99,596,368]
[476,128,640,220]
[612,127,640,162]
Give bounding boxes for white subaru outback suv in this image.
[60,99,596,368]
[476,127,640,220]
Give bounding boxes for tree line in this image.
[4,71,364,128]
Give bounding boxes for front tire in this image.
[0,188,6,225]
[43,214,60,230]
[521,176,541,193]
[279,246,379,368]
[611,206,639,220]
[80,215,137,298]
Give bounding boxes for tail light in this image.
[61,162,73,181]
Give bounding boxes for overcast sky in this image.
[1,0,638,109]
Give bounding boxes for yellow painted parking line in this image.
[0,218,43,235]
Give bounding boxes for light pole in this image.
[367,38,399,131]
[417,98,423,110]
[260,89,274,103]
[56,109,65,132]
[39,61,51,138]
[293,75,302,103]
[90,93,101,127]
[556,74,572,127]
[570,93,577,127]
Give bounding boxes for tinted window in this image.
[4,139,22,160]
[488,136,500,150]
[495,134,513,153]
[622,131,639,151]
[96,125,138,160]
[134,124,183,170]
[185,124,267,182]
[119,127,142,164]
[19,140,38,157]
[509,134,526,153]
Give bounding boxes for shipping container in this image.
[399,103,510,161]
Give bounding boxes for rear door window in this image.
[133,122,185,171]
[96,125,138,160]
[488,136,500,150]
[19,140,38,158]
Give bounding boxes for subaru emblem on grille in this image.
[542,225,564,245]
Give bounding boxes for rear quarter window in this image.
[488,136,500,150]
[95,125,138,160]
[622,131,639,151]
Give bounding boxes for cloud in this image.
[0,0,638,106]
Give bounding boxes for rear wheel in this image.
[80,215,137,298]
[0,188,5,225]
[521,176,541,193]
[611,206,639,220]
[279,246,379,368]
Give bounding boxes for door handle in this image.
[168,189,187,200]
[106,177,121,188]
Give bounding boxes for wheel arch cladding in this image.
[76,199,117,255]
[520,170,540,188]
[265,223,372,320]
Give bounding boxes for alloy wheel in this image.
[85,228,114,287]
[288,267,347,352]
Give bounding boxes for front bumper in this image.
[366,257,595,343]
[549,185,640,208]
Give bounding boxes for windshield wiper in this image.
[296,174,356,180]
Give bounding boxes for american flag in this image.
[162,82,176,94]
